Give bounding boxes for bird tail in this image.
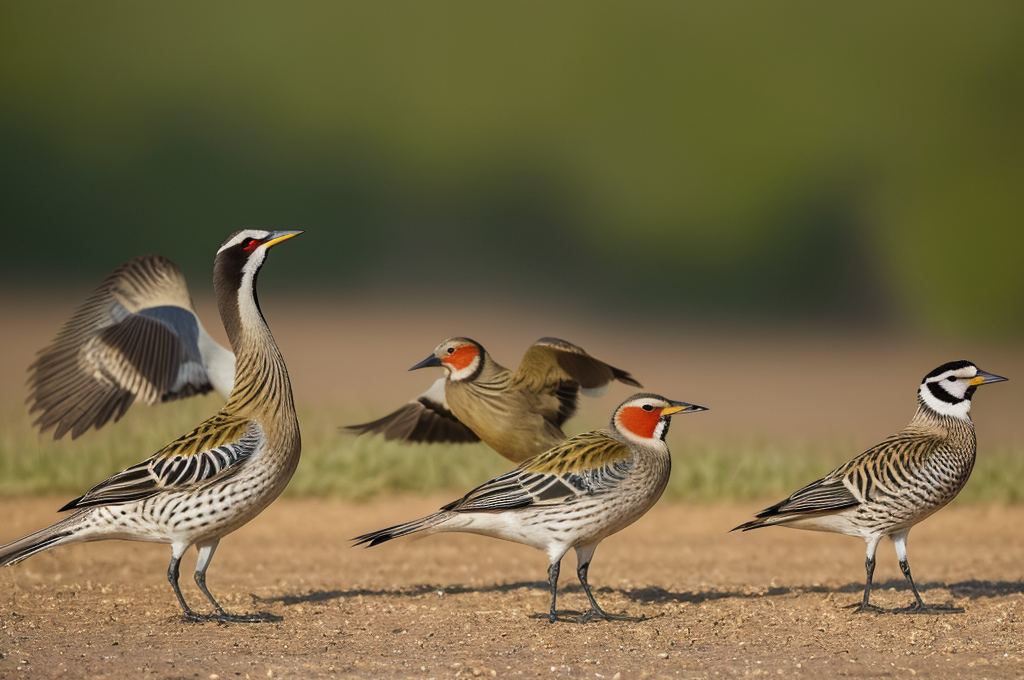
[352,512,449,547]
[0,515,83,566]
[730,517,771,532]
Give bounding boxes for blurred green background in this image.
[1,1,1022,333]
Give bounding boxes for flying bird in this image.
[346,337,641,462]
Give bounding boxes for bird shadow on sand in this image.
[255,578,1024,610]
[624,579,1024,605]
[257,580,562,606]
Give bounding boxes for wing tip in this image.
[58,496,84,512]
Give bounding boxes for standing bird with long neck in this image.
[734,360,1007,613]
[354,393,707,623]
[0,230,302,622]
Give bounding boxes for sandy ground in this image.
[1,497,1022,679]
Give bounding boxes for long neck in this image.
[214,257,295,420]
[908,396,977,469]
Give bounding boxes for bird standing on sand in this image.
[27,254,236,439]
[1,230,302,622]
[346,337,641,463]
[354,393,707,623]
[734,360,1007,613]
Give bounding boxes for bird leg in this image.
[892,534,962,614]
[167,554,203,621]
[896,557,963,614]
[194,542,278,623]
[546,561,560,623]
[848,554,886,614]
[577,559,644,623]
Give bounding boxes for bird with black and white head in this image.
[734,359,1007,614]
[2,230,303,622]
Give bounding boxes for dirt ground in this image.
[1,497,1022,679]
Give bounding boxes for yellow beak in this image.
[969,369,1008,386]
[661,402,708,416]
[264,230,303,249]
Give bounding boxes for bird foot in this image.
[179,610,210,623]
[215,610,283,623]
[529,610,579,624]
[579,608,647,624]
[845,602,887,614]
[179,610,281,623]
[894,602,964,615]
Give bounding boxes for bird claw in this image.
[895,602,963,615]
[846,602,887,614]
[179,610,281,623]
[579,608,646,624]
[216,611,282,623]
[528,610,577,624]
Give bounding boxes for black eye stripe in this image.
[927,381,962,404]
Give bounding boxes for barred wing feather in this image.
[27,255,221,440]
[60,417,262,510]
[344,378,480,444]
[442,432,633,513]
[749,431,946,522]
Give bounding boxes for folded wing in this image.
[734,432,945,530]
[60,414,261,510]
[442,431,633,513]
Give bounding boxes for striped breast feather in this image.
[442,431,633,513]
[60,418,263,510]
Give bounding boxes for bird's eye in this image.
[642,404,654,412]
[946,376,957,382]
[447,347,455,354]
[240,237,259,251]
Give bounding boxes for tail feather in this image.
[352,512,447,548]
[731,517,771,532]
[0,523,78,566]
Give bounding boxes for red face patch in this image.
[443,344,479,371]
[243,237,262,252]
[618,406,663,439]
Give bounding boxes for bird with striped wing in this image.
[2,230,302,622]
[354,393,707,623]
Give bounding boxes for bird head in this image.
[612,393,708,444]
[409,337,484,383]
[918,360,1007,420]
[213,230,302,342]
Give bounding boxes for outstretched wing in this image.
[27,255,226,440]
[736,430,946,530]
[513,337,641,426]
[343,378,480,445]
[442,431,633,513]
[60,414,261,510]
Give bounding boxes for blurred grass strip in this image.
[2,402,1022,503]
